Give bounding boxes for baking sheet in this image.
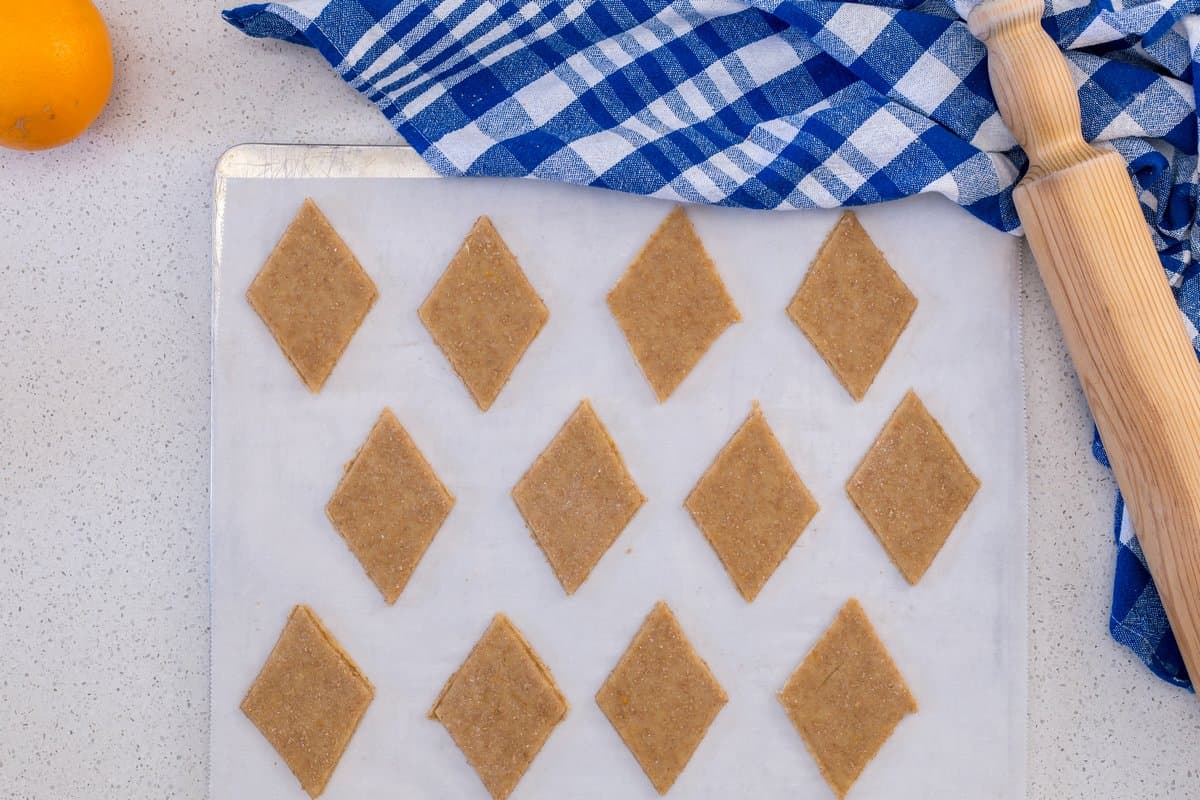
[210,144,1027,799]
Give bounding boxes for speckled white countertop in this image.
[1,3,1197,798]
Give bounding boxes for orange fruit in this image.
[0,0,114,151]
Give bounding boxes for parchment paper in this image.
[211,146,1026,799]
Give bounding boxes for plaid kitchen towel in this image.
[224,0,1200,690]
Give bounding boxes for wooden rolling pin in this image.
[969,0,1200,684]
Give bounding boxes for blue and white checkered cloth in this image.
[224,0,1200,690]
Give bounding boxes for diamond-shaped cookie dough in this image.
[778,598,917,799]
[685,403,819,601]
[607,207,741,401]
[787,212,916,401]
[512,400,645,594]
[846,391,979,584]
[241,605,374,798]
[419,216,549,411]
[326,408,455,604]
[596,602,727,794]
[430,614,567,800]
[247,198,378,392]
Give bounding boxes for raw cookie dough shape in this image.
[512,399,645,594]
[846,390,980,584]
[419,216,549,411]
[596,602,727,794]
[246,198,378,393]
[326,408,455,604]
[430,614,568,800]
[607,206,741,401]
[787,212,916,401]
[778,598,916,799]
[241,605,375,798]
[685,402,819,601]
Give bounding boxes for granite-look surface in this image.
[0,2,1196,797]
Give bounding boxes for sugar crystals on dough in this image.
[430,614,568,800]
[846,390,979,584]
[787,212,916,401]
[246,198,378,393]
[326,408,455,604]
[607,207,741,401]
[241,605,375,798]
[778,598,917,799]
